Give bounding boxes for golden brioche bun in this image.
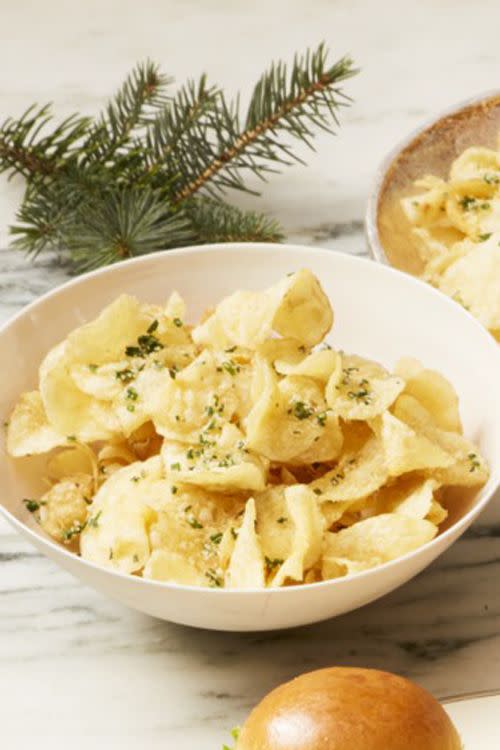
[237,667,461,750]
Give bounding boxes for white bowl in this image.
[1,244,499,632]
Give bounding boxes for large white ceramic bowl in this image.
[1,244,499,632]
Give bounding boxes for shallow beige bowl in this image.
[1,244,499,631]
[366,91,500,275]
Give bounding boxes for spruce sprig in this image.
[0,43,357,272]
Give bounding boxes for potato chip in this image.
[437,241,500,331]
[323,514,437,567]
[143,549,204,586]
[39,474,94,543]
[402,141,500,336]
[372,411,454,477]
[393,395,489,487]
[272,485,324,586]
[47,443,98,484]
[254,485,293,563]
[310,436,389,503]
[6,390,66,456]
[275,348,339,381]
[226,498,265,589]
[326,354,404,421]
[153,350,242,443]
[395,357,462,433]
[80,458,161,573]
[40,342,120,441]
[246,362,342,464]
[374,476,439,520]
[193,269,332,350]
[162,422,268,492]
[449,147,499,183]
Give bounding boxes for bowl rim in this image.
[365,88,500,265]
[1,242,499,597]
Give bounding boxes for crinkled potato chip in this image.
[143,549,204,586]
[193,269,332,350]
[226,498,265,589]
[246,362,342,464]
[272,485,324,586]
[326,353,404,421]
[7,270,489,588]
[311,436,389,504]
[402,139,500,336]
[372,411,454,478]
[7,390,66,456]
[162,422,268,492]
[395,357,462,433]
[80,458,161,573]
[374,476,440,521]
[437,241,500,331]
[393,395,489,487]
[40,342,120,441]
[323,514,437,568]
[39,474,94,543]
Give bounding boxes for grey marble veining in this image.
[1,1,500,747]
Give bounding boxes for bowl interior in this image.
[373,93,500,274]
[1,245,499,561]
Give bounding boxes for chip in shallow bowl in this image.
[1,244,499,631]
[366,91,500,339]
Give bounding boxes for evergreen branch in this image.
[0,104,90,179]
[186,197,284,243]
[144,75,220,170]
[172,44,357,202]
[59,186,193,272]
[81,60,172,166]
[3,44,358,271]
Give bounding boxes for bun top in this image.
[236,667,461,750]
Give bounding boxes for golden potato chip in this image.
[162,422,268,492]
[449,147,499,183]
[80,458,161,573]
[393,395,489,487]
[246,363,342,464]
[193,269,333,350]
[374,476,439,520]
[39,474,94,543]
[275,348,339,381]
[143,549,204,586]
[153,350,242,442]
[323,513,437,566]
[395,357,462,433]
[326,354,404,421]
[437,241,500,331]
[372,411,454,477]
[47,443,98,484]
[254,485,293,563]
[6,390,66,456]
[272,485,324,586]
[271,269,333,347]
[40,342,120,441]
[310,436,389,503]
[226,498,265,589]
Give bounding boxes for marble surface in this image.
[1,1,500,747]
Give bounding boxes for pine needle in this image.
[1,43,358,272]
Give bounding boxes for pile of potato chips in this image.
[401,140,500,340]
[7,269,489,588]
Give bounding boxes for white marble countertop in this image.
[1,1,500,747]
